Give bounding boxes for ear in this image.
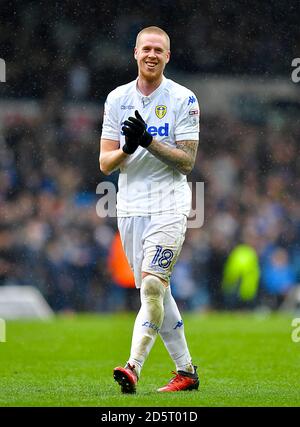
[165,50,171,64]
[134,47,138,61]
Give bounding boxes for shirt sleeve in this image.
[101,92,119,141]
[175,92,200,141]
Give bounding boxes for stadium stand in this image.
[0,0,299,312]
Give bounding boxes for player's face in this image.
[134,33,170,82]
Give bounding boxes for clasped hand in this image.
[122,110,153,154]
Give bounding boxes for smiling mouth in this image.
[145,62,157,69]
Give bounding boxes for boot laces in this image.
[125,363,138,380]
[126,363,135,372]
[169,371,185,384]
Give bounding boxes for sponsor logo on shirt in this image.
[121,105,135,110]
[189,109,199,116]
[121,122,169,137]
[188,96,196,105]
[155,105,167,119]
[188,108,199,126]
[147,123,169,137]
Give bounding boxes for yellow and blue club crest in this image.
[155,105,167,119]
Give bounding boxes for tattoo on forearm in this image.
[147,139,199,175]
[176,140,198,163]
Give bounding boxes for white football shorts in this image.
[118,214,187,288]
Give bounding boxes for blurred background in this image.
[0,0,300,316]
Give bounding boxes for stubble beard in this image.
[139,62,164,84]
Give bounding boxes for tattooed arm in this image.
[147,139,199,175]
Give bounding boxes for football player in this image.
[100,26,200,393]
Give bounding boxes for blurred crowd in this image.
[0,100,299,312]
[1,0,299,100]
[0,0,299,313]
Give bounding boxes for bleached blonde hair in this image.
[136,26,170,50]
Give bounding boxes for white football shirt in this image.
[101,76,200,217]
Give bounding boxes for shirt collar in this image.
[135,76,166,103]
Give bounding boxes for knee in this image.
[142,271,169,288]
[141,275,166,301]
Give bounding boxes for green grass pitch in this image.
[0,312,299,406]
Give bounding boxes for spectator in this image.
[261,247,297,309]
[222,244,260,309]
[107,232,138,311]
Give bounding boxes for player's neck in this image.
[137,74,163,96]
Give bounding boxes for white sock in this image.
[159,286,194,374]
[128,275,166,377]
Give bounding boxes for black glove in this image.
[122,135,139,155]
[122,110,153,148]
[122,112,140,154]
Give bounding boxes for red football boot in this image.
[113,363,138,394]
[157,366,199,392]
